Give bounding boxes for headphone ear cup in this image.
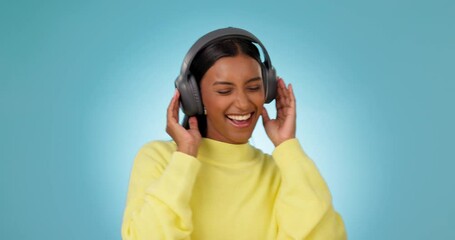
[261,63,268,99]
[188,74,204,115]
[175,74,203,116]
[264,66,277,103]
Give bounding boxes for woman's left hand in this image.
[261,77,296,146]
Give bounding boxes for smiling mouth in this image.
[226,113,253,128]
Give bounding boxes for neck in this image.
[197,138,258,166]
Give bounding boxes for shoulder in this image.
[134,140,177,166]
[127,140,178,183]
[250,145,278,168]
[140,140,176,154]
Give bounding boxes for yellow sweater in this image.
[122,138,346,239]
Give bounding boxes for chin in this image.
[227,124,257,144]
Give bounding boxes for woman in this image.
[122,28,346,239]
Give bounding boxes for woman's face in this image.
[200,53,265,144]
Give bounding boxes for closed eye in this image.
[217,89,232,95]
[247,86,262,92]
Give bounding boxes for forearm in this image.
[122,149,201,239]
[273,139,346,239]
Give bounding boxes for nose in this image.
[234,90,250,110]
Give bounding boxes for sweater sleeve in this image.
[121,141,201,240]
[272,139,347,240]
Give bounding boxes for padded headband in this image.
[179,27,273,79]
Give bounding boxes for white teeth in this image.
[227,113,252,121]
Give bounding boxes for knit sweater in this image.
[121,138,346,239]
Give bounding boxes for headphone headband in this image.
[180,27,273,77]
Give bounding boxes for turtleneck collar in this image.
[197,138,258,166]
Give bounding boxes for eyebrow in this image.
[212,77,262,86]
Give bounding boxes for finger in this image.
[285,84,297,134]
[279,78,291,103]
[277,78,286,100]
[288,83,296,111]
[276,79,288,119]
[167,90,179,123]
[286,83,293,106]
[280,80,291,106]
[279,78,294,110]
[188,116,199,131]
[167,90,176,119]
[275,79,284,108]
[173,90,181,117]
[261,106,271,125]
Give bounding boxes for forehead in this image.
[201,54,262,85]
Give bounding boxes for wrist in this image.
[177,145,199,157]
[273,135,296,147]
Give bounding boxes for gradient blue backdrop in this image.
[1,0,454,239]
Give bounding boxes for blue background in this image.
[1,0,454,239]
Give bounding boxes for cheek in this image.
[205,99,228,116]
[252,95,265,115]
[254,92,266,105]
[201,91,218,111]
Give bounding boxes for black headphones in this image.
[175,27,277,117]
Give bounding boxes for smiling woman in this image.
[121,27,347,239]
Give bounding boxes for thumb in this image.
[261,106,270,125]
[188,116,199,131]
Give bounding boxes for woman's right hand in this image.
[166,90,202,157]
